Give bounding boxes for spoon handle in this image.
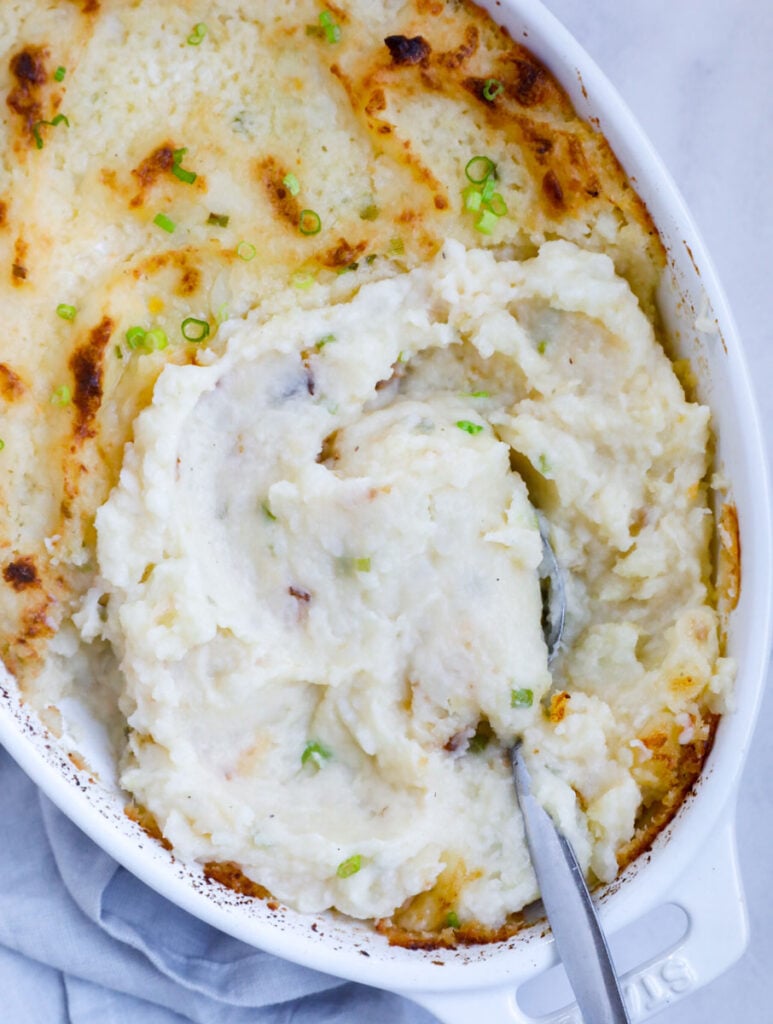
[511,746,631,1024]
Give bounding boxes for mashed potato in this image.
[0,0,734,943]
[75,240,732,928]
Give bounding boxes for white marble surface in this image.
[540,0,773,1019]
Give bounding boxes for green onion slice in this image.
[480,176,496,204]
[187,22,207,45]
[483,78,504,101]
[172,164,196,184]
[32,113,70,150]
[359,203,379,221]
[125,326,147,349]
[301,740,332,767]
[171,147,197,184]
[291,271,315,290]
[56,303,76,321]
[54,66,66,82]
[336,854,362,879]
[511,687,534,708]
[50,384,71,406]
[354,557,371,572]
[464,390,490,398]
[146,328,168,351]
[488,192,508,217]
[445,911,461,929]
[318,10,341,43]
[475,208,499,235]
[315,333,336,349]
[153,212,176,233]
[283,172,301,196]
[299,209,322,235]
[462,186,482,212]
[537,339,548,354]
[456,420,483,435]
[207,212,230,227]
[0,439,5,451]
[181,317,210,342]
[237,240,256,261]
[464,155,496,184]
[261,500,277,521]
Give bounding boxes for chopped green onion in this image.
[261,500,277,521]
[354,557,371,572]
[365,253,377,265]
[318,10,341,44]
[153,212,176,233]
[511,687,534,708]
[456,420,483,435]
[445,911,460,929]
[187,22,207,45]
[464,390,490,398]
[299,209,322,236]
[56,303,76,321]
[237,240,256,261]
[283,172,301,196]
[32,114,70,149]
[538,453,551,474]
[54,66,66,83]
[315,333,336,349]
[465,155,496,184]
[301,740,332,767]
[462,186,482,212]
[359,203,380,221]
[207,212,230,228]
[114,344,123,359]
[480,176,496,204]
[50,384,71,406]
[537,339,548,354]
[171,147,197,185]
[181,317,210,342]
[292,271,315,290]
[475,208,499,235]
[483,78,504,101]
[0,439,4,450]
[146,328,168,351]
[468,719,492,753]
[126,326,147,349]
[336,854,362,879]
[488,192,508,217]
[388,236,405,256]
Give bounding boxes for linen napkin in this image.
[0,748,436,1024]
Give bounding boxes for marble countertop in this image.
[542,0,773,1019]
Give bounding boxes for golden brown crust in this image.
[203,861,273,902]
[124,802,173,852]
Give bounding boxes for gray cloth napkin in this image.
[0,748,437,1024]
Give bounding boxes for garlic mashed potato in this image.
[0,0,734,943]
[76,241,732,927]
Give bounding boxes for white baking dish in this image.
[1,1,770,1021]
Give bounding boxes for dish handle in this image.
[403,818,747,1023]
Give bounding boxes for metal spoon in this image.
[511,521,631,1023]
